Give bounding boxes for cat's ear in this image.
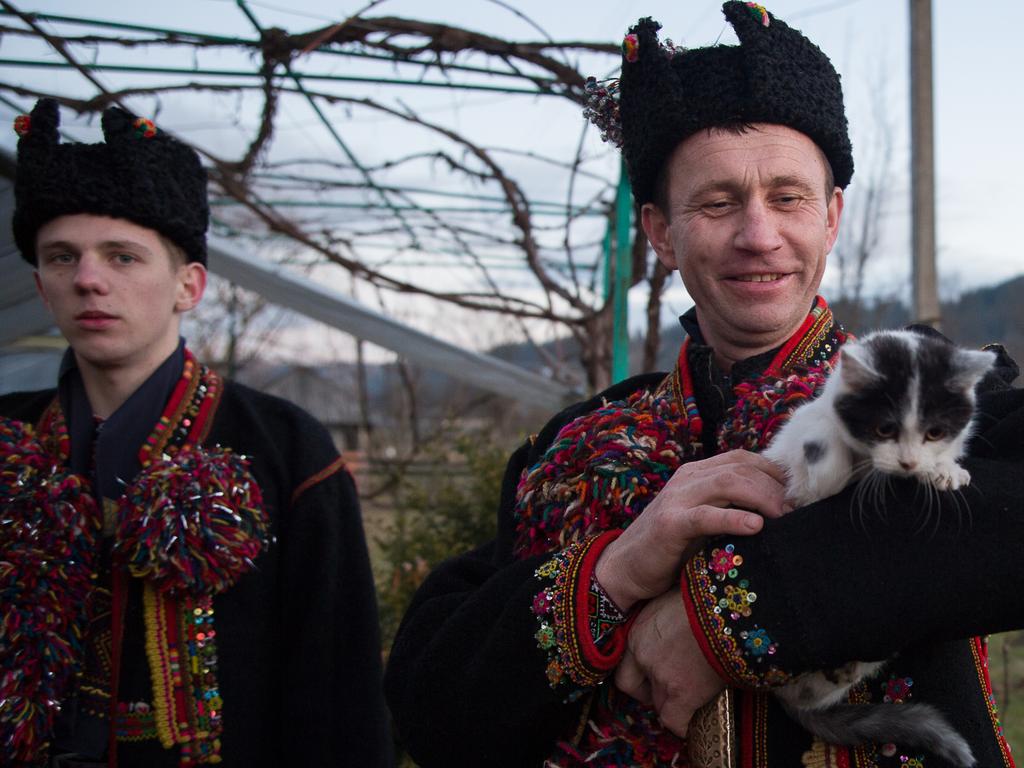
[838,343,878,387]
[951,348,997,391]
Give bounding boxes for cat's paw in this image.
[930,464,971,491]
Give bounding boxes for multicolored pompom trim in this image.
[719,368,830,452]
[514,388,696,558]
[113,445,268,597]
[514,298,849,767]
[584,27,686,149]
[2,352,267,765]
[0,417,101,767]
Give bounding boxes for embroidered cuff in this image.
[531,530,633,700]
[680,543,791,689]
[589,570,628,645]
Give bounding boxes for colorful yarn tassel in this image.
[514,390,697,558]
[0,418,100,767]
[113,446,268,596]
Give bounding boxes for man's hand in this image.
[595,449,789,612]
[614,590,724,736]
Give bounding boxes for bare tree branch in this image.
[2,6,624,385]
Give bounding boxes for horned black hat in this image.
[12,98,209,265]
[585,2,854,206]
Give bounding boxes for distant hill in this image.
[832,275,1023,365]
[942,275,1024,365]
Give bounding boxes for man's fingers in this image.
[614,652,650,702]
[676,503,764,538]
[654,697,693,738]
[668,458,788,519]
[741,450,790,485]
[686,448,789,486]
[692,467,787,518]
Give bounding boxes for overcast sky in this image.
[3,1,1019,359]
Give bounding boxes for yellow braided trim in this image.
[143,582,178,749]
[801,738,845,768]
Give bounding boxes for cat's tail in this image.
[782,701,976,767]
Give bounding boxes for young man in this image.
[384,4,1024,766]
[1,99,392,767]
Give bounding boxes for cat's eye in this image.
[924,427,946,441]
[875,423,898,439]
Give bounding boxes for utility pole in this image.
[910,0,941,327]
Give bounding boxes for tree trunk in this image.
[580,304,614,393]
[643,259,671,372]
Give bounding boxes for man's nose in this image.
[733,202,784,254]
[73,254,108,293]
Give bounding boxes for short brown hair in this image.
[158,234,189,269]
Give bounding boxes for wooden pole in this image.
[910,0,941,327]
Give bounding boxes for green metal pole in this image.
[611,159,632,383]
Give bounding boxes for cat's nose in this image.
[899,460,917,471]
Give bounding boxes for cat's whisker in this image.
[850,474,869,530]
[872,472,891,523]
[912,481,933,537]
[948,487,973,533]
[925,481,938,534]
[850,465,884,531]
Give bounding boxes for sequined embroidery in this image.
[684,545,788,688]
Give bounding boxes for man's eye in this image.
[49,253,75,264]
[115,253,137,264]
[703,200,732,211]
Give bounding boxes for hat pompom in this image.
[627,17,663,65]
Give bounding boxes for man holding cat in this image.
[1,99,392,766]
[385,3,1024,767]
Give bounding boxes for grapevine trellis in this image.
[0,1,671,388]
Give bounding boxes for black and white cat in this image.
[762,329,996,767]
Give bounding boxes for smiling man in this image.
[642,124,842,368]
[384,4,1024,767]
[0,99,391,767]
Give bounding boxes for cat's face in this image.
[833,332,995,476]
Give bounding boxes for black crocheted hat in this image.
[12,98,209,265]
[589,2,853,206]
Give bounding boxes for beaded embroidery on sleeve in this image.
[531,531,632,700]
[681,544,791,689]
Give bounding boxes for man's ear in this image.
[824,187,844,254]
[175,262,207,312]
[640,202,677,272]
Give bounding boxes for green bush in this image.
[376,434,505,651]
